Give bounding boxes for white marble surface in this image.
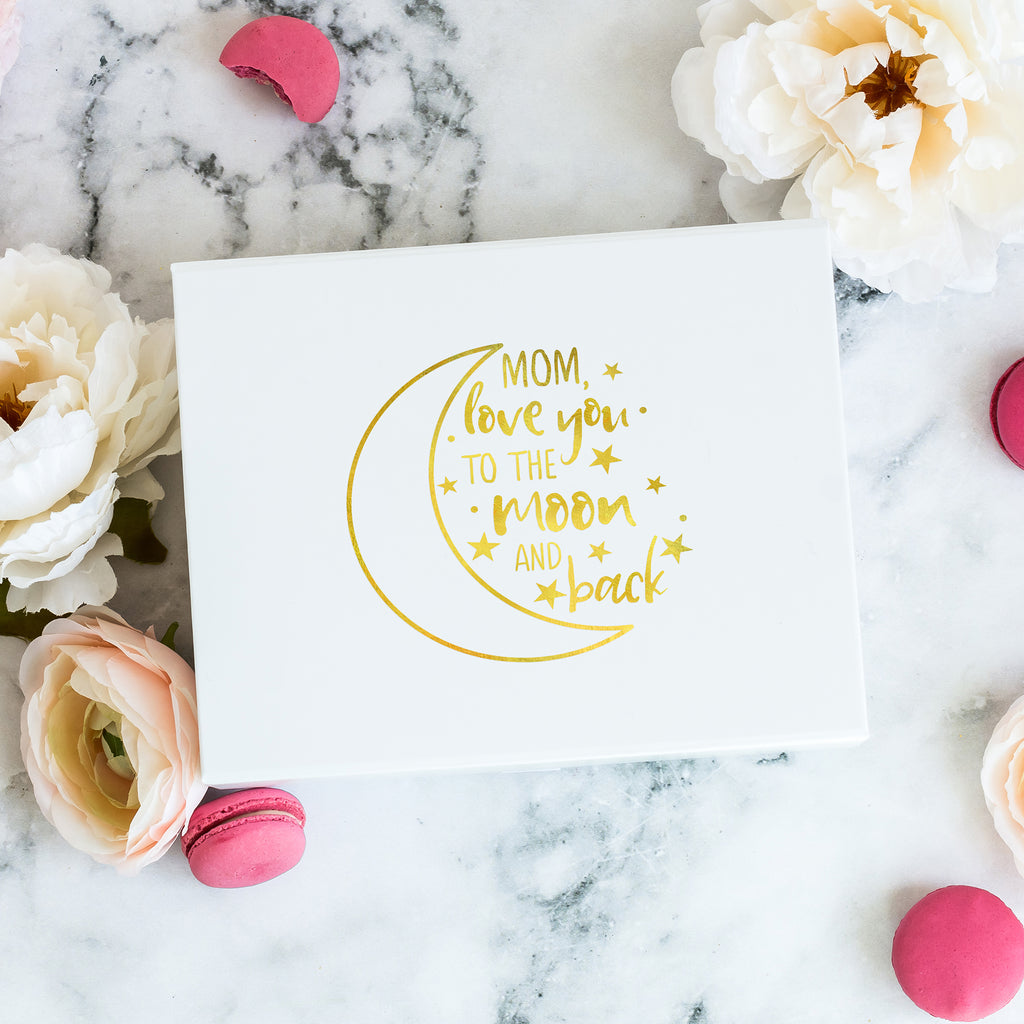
[3,1,1024,1021]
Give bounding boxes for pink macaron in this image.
[892,885,1024,1021]
[181,787,306,888]
[220,16,340,124]
[990,357,1024,469]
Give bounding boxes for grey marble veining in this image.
[4,1,1024,1022]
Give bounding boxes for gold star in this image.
[603,362,623,380]
[590,445,621,473]
[589,542,611,563]
[646,476,665,494]
[467,533,500,560]
[660,534,691,563]
[535,579,565,608]
[438,477,457,494]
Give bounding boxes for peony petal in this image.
[915,11,987,101]
[942,101,969,147]
[750,84,818,157]
[770,33,850,101]
[698,0,773,43]
[912,108,963,178]
[913,58,970,108]
[672,44,765,182]
[835,41,895,93]
[883,12,928,57]
[0,335,20,365]
[963,132,1016,172]
[779,174,814,218]
[115,466,165,503]
[863,104,923,200]
[713,27,818,178]
[954,155,1024,233]
[132,318,176,388]
[975,0,1024,61]
[834,212,998,300]
[719,169,795,220]
[86,320,140,433]
[819,93,886,163]
[21,375,87,417]
[818,0,888,46]
[4,532,121,613]
[116,371,181,474]
[727,70,822,176]
[954,83,1024,232]
[14,316,89,398]
[0,406,97,521]
[0,472,117,575]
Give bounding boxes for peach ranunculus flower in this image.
[0,244,180,614]
[982,693,1024,876]
[671,0,1024,301]
[19,608,205,874]
[0,0,21,99]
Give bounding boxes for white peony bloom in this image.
[0,245,180,613]
[672,0,1024,301]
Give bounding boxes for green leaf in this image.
[0,579,60,641]
[109,497,168,565]
[101,726,127,759]
[160,621,179,651]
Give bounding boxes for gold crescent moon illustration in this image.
[347,344,632,661]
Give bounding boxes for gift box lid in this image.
[171,221,867,786]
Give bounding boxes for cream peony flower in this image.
[0,244,180,613]
[982,694,1024,876]
[0,0,20,99]
[672,0,1024,300]
[19,608,205,874]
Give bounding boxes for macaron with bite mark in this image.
[181,787,306,888]
[220,15,340,124]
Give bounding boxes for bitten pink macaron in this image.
[892,885,1024,1021]
[181,787,306,888]
[220,16,340,123]
[990,357,1024,469]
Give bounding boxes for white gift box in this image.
[171,222,867,786]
